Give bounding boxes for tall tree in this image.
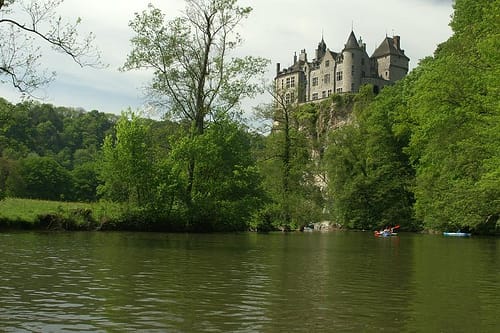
[326,85,416,230]
[0,0,102,94]
[255,86,322,231]
[407,0,500,233]
[170,118,264,231]
[99,111,154,207]
[122,0,269,205]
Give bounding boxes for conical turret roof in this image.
[344,31,359,50]
[318,36,326,50]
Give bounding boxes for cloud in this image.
[418,0,453,4]
[0,0,454,116]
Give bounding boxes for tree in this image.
[407,0,500,233]
[0,0,102,94]
[0,156,12,199]
[122,0,269,205]
[255,86,322,231]
[12,155,72,200]
[170,118,264,231]
[326,85,416,230]
[99,111,155,207]
[71,162,99,202]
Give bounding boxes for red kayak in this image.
[374,225,400,237]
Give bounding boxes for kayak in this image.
[443,232,471,237]
[374,225,400,237]
[374,231,398,237]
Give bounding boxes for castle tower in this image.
[371,35,409,81]
[274,30,410,104]
[316,37,327,60]
[340,31,370,93]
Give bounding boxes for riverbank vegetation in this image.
[0,198,122,230]
[0,0,498,234]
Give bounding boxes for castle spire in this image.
[344,30,359,50]
[316,34,327,59]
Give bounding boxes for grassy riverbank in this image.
[0,198,124,230]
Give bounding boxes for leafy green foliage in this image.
[326,85,416,230]
[0,98,116,202]
[318,0,499,234]
[170,119,265,231]
[11,156,72,201]
[99,111,155,206]
[255,100,324,231]
[122,1,269,131]
[406,0,500,233]
[122,0,270,218]
[1,0,497,234]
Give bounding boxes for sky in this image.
[0,0,454,118]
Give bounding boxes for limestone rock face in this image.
[312,221,343,231]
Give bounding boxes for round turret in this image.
[341,31,370,92]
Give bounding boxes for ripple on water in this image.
[0,232,498,332]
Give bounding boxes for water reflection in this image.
[0,232,498,332]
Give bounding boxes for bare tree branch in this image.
[0,0,103,95]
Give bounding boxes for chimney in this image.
[294,52,297,64]
[393,36,401,50]
[299,49,307,62]
[276,63,281,75]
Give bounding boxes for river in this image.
[0,231,498,332]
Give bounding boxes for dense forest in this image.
[0,0,498,234]
[323,0,499,234]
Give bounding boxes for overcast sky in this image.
[0,0,454,117]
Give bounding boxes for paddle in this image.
[374,225,400,236]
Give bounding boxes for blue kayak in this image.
[443,232,471,237]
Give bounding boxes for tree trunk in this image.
[283,107,291,225]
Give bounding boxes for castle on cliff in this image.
[275,30,409,104]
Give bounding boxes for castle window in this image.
[312,93,318,100]
[323,74,330,84]
[322,91,326,98]
[361,58,365,66]
[291,76,296,88]
[336,71,343,81]
[312,77,318,86]
[281,79,284,89]
[286,77,291,88]
[325,60,330,67]
[352,65,355,76]
[328,89,332,96]
[336,88,342,93]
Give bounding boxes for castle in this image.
[275,31,409,104]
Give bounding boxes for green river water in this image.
[0,231,498,332]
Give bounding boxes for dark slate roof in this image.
[344,31,359,50]
[372,37,409,59]
[276,60,306,78]
[318,37,326,50]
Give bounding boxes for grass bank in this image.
[0,198,124,231]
